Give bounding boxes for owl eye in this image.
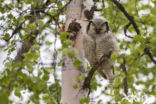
[101,21,108,27]
[103,21,109,31]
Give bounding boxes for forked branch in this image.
[110,0,140,35]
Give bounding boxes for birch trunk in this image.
[60,0,93,103]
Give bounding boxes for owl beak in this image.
[95,29,101,34]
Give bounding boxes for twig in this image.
[102,0,105,8]
[14,0,72,61]
[120,57,128,95]
[144,48,156,65]
[124,22,133,38]
[110,0,140,35]
[111,2,119,32]
[52,16,60,103]
[128,52,145,67]
[134,0,148,35]
[6,21,24,41]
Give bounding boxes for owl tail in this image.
[104,67,114,83]
[97,69,107,79]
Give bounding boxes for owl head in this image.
[87,18,109,35]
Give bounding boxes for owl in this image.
[83,18,119,83]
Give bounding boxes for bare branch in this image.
[110,0,140,35]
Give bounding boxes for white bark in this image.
[60,0,93,104]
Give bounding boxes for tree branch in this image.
[120,57,128,95]
[14,1,72,61]
[6,22,24,41]
[102,0,105,8]
[7,0,71,42]
[110,0,140,35]
[82,52,112,91]
[124,22,133,38]
[144,48,156,65]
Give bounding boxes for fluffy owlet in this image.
[83,18,119,83]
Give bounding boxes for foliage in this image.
[0,0,155,104]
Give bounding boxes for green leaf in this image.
[73,84,78,89]
[77,75,85,81]
[97,99,102,104]
[8,14,13,19]
[60,32,69,40]
[15,89,21,97]
[45,41,53,45]
[24,52,40,60]
[57,1,63,8]
[67,49,75,57]
[63,48,68,55]
[34,44,40,50]
[38,20,44,26]
[80,97,89,104]
[117,57,123,64]
[150,37,156,44]
[0,89,10,104]
[63,39,72,48]
[42,74,49,81]
[42,93,50,101]
[74,57,82,67]
[121,100,131,104]
[3,34,10,40]
[50,9,58,16]
[51,0,56,3]
[114,89,120,101]
[111,53,118,61]
[28,23,37,31]
[8,3,14,8]
[113,77,121,87]
[134,35,145,43]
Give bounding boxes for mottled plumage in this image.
[84,18,119,83]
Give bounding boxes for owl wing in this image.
[97,32,119,57]
[84,34,108,80]
[96,32,118,83]
[83,35,96,66]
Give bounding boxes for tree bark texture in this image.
[60,0,93,103]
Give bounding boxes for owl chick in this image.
[84,18,119,83]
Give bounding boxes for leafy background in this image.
[0,0,155,104]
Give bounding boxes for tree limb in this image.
[14,1,72,61]
[82,52,112,91]
[110,0,140,35]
